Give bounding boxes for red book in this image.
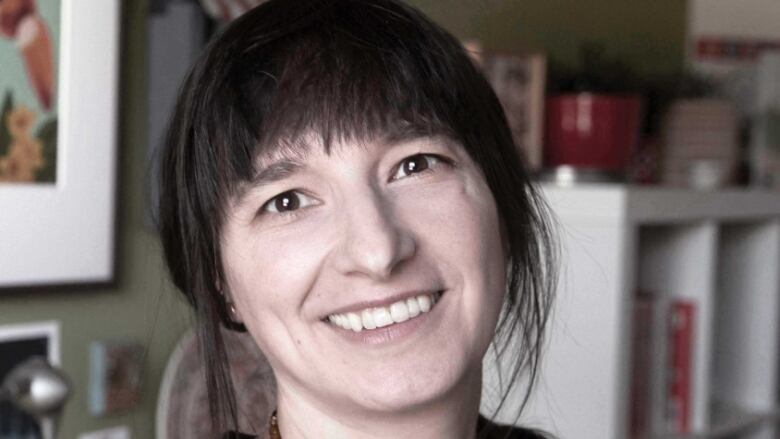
[667,300,696,433]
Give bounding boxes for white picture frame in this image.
[0,0,120,289]
[0,320,60,366]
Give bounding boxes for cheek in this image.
[400,179,506,303]
[399,179,506,360]
[453,184,506,344]
[413,177,502,254]
[454,182,506,298]
[222,228,328,326]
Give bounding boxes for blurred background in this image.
[1,0,779,438]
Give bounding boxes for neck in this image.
[274,369,483,439]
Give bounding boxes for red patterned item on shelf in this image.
[661,99,738,187]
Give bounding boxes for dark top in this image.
[476,415,549,439]
[223,415,549,439]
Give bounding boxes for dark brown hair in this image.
[158,0,556,434]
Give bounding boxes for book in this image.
[666,300,696,433]
[629,292,674,438]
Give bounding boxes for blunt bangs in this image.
[194,0,509,200]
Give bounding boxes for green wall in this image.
[0,1,685,437]
[411,0,687,76]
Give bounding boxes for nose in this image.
[331,186,416,280]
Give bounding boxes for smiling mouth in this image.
[326,291,443,333]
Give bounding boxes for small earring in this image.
[226,299,239,317]
[224,300,247,332]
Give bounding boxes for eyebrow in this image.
[383,127,442,147]
[243,131,452,191]
[250,158,307,188]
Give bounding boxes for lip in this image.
[321,289,444,319]
[326,290,447,345]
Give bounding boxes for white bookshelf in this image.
[481,185,780,439]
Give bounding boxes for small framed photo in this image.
[89,340,145,416]
[480,52,547,171]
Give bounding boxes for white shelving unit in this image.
[482,185,780,439]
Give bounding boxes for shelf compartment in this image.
[517,186,780,439]
[482,218,638,439]
[637,222,719,434]
[711,221,780,439]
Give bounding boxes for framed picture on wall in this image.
[0,0,120,290]
[480,52,547,171]
[0,321,60,437]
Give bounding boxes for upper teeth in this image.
[328,292,440,333]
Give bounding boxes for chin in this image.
[331,343,482,415]
[347,374,466,414]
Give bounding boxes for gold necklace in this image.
[268,411,282,439]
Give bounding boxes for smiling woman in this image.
[157,0,557,438]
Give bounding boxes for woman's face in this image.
[220,135,506,415]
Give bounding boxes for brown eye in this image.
[262,190,315,215]
[274,192,299,211]
[392,154,441,180]
[403,155,430,174]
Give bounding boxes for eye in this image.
[261,190,316,215]
[391,154,446,181]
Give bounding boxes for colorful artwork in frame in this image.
[0,0,60,184]
[0,0,119,289]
